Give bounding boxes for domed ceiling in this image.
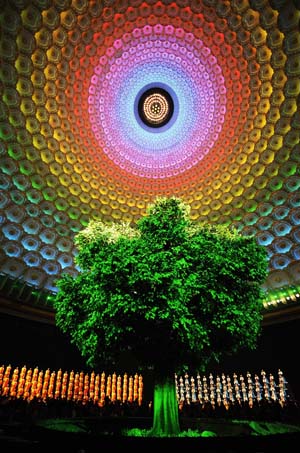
[0,0,299,320]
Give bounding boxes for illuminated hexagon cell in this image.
[0,0,299,305]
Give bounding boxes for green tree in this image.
[54,197,268,437]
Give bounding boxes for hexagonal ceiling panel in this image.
[0,0,299,312]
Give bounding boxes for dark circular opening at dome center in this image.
[138,87,174,128]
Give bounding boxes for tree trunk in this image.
[149,374,181,437]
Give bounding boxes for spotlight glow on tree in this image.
[54,197,268,437]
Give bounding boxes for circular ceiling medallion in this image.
[138,87,174,128]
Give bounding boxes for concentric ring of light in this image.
[88,31,226,179]
[138,87,174,128]
[134,82,179,134]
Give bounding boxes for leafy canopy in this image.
[54,197,268,374]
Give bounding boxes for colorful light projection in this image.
[0,1,299,307]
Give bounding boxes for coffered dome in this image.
[0,0,299,319]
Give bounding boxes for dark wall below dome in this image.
[209,318,300,403]
[0,313,299,403]
[0,312,87,373]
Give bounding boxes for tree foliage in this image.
[54,197,268,377]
